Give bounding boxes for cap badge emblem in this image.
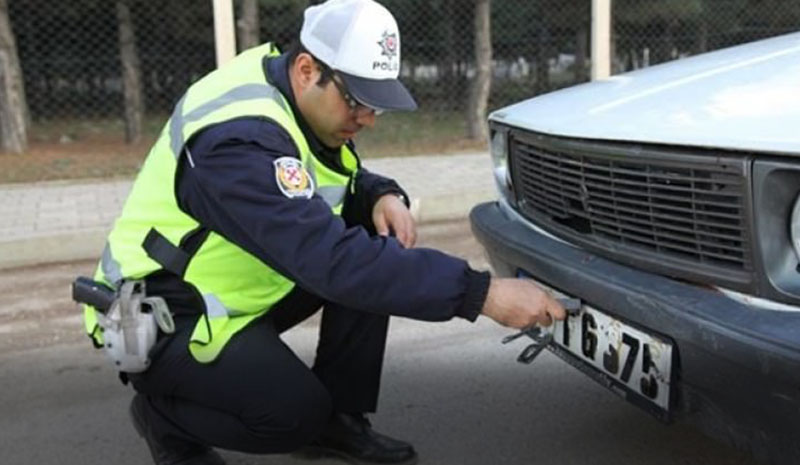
[377,31,398,59]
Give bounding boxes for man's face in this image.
[292,54,377,148]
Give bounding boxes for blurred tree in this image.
[139,0,215,111]
[491,0,587,100]
[467,0,491,139]
[439,0,458,103]
[739,0,800,41]
[383,0,473,110]
[575,25,588,82]
[695,0,747,53]
[259,0,308,50]
[5,0,800,143]
[614,0,703,66]
[534,14,551,93]
[237,0,260,52]
[117,0,144,143]
[0,0,27,153]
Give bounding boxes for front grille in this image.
[509,130,753,285]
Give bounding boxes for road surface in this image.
[0,220,759,465]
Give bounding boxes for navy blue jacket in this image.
[149,53,490,322]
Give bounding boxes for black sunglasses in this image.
[315,58,383,116]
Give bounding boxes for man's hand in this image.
[372,194,416,248]
[481,278,567,329]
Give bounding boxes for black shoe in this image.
[129,394,226,465]
[304,413,417,465]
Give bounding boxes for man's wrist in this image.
[377,190,408,208]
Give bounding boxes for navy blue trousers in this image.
[129,290,390,454]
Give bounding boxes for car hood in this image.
[491,32,800,156]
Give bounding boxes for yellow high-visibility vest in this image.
[85,43,359,363]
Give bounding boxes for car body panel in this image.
[491,32,800,155]
[472,33,800,464]
[470,201,800,463]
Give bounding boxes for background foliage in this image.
[5,0,800,147]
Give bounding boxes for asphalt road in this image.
[0,220,761,465]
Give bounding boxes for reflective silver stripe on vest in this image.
[169,83,289,157]
[316,185,347,208]
[304,156,319,189]
[202,294,230,318]
[101,243,123,285]
[168,93,188,157]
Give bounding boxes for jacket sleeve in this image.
[176,119,489,322]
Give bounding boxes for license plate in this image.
[518,272,674,420]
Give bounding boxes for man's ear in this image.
[291,53,319,90]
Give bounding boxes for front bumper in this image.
[470,201,800,463]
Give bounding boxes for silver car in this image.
[471,32,800,465]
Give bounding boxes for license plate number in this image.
[520,273,674,416]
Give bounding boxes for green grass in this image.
[355,110,486,157]
[28,110,486,157]
[28,116,166,144]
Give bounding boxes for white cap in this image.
[300,0,417,111]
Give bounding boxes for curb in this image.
[413,188,496,224]
[0,189,496,270]
[0,230,110,269]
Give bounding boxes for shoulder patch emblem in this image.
[274,157,314,199]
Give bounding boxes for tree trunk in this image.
[696,16,709,54]
[237,0,259,52]
[534,25,550,94]
[575,26,588,82]
[666,18,679,60]
[0,0,28,154]
[116,0,144,144]
[466,0,491,141]
[441,0,457,108]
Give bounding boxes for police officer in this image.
[83,1,566,464]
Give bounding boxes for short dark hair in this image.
[286,42,333,86]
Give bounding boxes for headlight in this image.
[753,160,800,303]
[792,194,800,261]
[490,130,512,198]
